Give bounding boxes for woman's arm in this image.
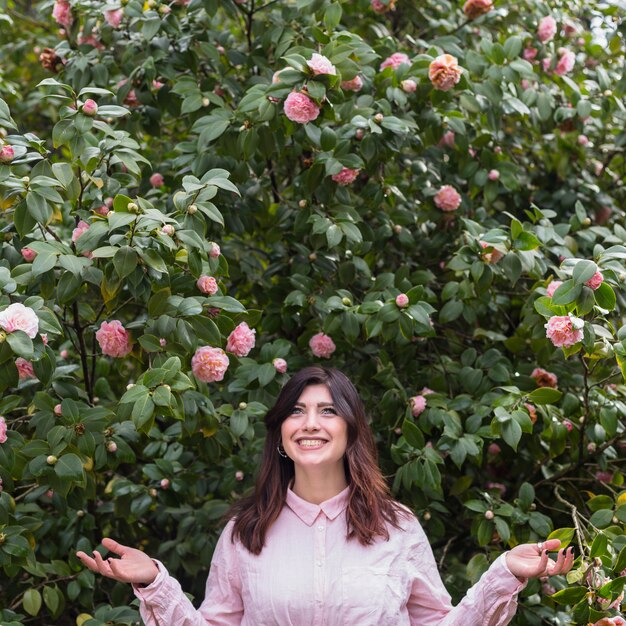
[76,522,243,626]
[405,521,573,626]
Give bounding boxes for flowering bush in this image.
[0,0,625,624]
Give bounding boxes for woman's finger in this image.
[93,550,116,578]
[547,548,566,575]
[101,537,130,557]
[76,551,98,572]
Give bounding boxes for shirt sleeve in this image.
[133,521,244,626]
[405,518,526,626]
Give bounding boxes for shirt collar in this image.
[285,485,350,526]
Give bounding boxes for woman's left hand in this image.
[505,538,575,580]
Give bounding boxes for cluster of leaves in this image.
[0,0,625,623]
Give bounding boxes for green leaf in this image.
[527,388,562,405]
[6,330,34,359]
[572,260,597,285]
[501,419,522,451]
[518,482,535,509]
[132,394,155,430]
[550,586,587,605]
[326,224,343,247]
[402,419,424,449]
[257,363,276,386]
[589,508,614,529]
[594,282,616,311]
[22,589,42,616]
[547,527,575,549]
[139,249,168,274]
[54,453,85,481]
[590,533,609,558]
[439,300,463,323]
[31,248,58,277]
[113,246,138,279]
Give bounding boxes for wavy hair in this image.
[229,366,406,554]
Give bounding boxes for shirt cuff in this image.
[132,559,168,598]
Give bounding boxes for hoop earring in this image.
[277,443,288,458]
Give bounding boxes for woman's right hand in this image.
[76,538,159,586]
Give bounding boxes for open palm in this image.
[505,538,574,580]
[76,538,159,585]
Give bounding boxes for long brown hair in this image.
[229,366,407,554]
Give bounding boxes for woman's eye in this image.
[322,407,336,415]
[291,407,302,415]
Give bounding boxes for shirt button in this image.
[317,561,323,567]
[318,525,324,531]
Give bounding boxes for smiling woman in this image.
[76,367,574,625]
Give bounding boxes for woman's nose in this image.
[303,409,321,430]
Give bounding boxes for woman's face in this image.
[280,383,348,473]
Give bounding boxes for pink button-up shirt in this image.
[135,487,525,625]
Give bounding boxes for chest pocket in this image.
[340,566,405,626]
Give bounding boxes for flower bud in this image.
[374,113,384,123]
[484,510,494,520]
[342,297,351,306]
[235,470,244,481]
[76,510,85,517]
[126,383,135,390]
[355,129,364,140]
[160,224,175,236]
[47,455,58,465]
[54,404,62,416]
[127,202,139,213]
[422,511,431,521]
[160,478,170,489]
[298,200,307,208]
[0,331,6,344]
[0,145,15,164]
[106,441,117,453]
[309,252,317,261]
[82,99,98,117]
[149,488,158,497]
[239,402,247,410]
[187,204,198,214]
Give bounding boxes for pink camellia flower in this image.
[486,482,506,496]
[21,247,37,262]
[160,224,175,236]
[309,332,336,358]
[77,33,105,50]
[479,241,504,264]
[487,169,500,181]
[396,293,409,308]
[95,320,132,358]
[235,470,244,481]
[0,303,39,338]
[401,79,417,93]
[488,442,501,455]
[577,134,589,146]
[341,76,363,91]
[104,8,123,27]
[197,275,218,295]
[545,315,584,348]
[421,387,434,395]
[209,242,221,258]
[60,349,69,359]
[191,346,230,382]
[586,270,604,290]
[72,220,90,243]
[95,205,109,216]
[524,402,538,424]
[555,49,575,75]
[152,80,164,90]
[307,53,336,76]
[595,471,613,483]
[537,16,557,43]
[410,395,426,417]
[82,99,98,117]
[531,367,558,388]
[563,419,573,431]
[159,338,167,347]
[0,145,15,164]
[52,0,73,28]
[546,280,563,298]
[380,52,410,71]
[160,478,170,489]
[331,167,360,186]
[428,54,462,91]
[15,358,35,380]
[462,0,493,20]
[273,357,287,374]
[371,0,396,13]
[439,131,455,149]
[434,185,462,211]
[54,404,62,416]
[150,172,164,187]
[0,416,7,444]
[523,47,538,61]
[283,92,321,124]
[226,322,256,357]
